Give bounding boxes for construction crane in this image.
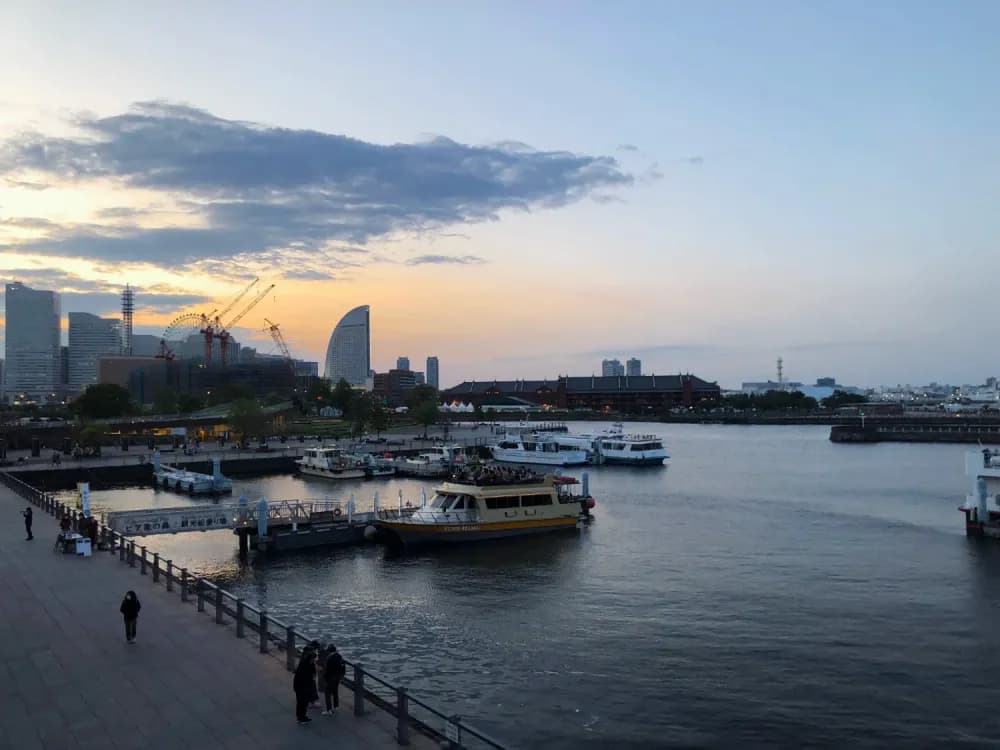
[263,318,293,362]
[216,283,276,366]
[199,277,260,364]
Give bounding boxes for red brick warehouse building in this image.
[441,374,720,414]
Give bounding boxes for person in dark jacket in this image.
[22,506,33,540]
[293,650,316,724]
[120,590,141,643]
[322,645,346,714]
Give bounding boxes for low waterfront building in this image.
[442,374,720,413]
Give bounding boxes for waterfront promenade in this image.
[0,486,434,750]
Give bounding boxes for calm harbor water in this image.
[63,424,1000,748]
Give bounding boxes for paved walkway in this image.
[0,488,435,750]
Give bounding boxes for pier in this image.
[830,418,1000,444]
[0,472,507,749]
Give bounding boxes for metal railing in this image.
[0,470,507,750]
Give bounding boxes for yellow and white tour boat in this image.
[376,468,596,546]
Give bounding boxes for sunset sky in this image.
[1,1,997,389]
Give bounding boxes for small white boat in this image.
[394,445,466,477]
[489,434,589,466]
[152,454,232,495]
[361,453,396,478]
[297,446,366,481]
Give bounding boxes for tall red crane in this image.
[216,283,276,366]
[200,277,260,364]
[263,318,293,361]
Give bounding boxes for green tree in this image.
[227,399,265,442]
[370,400,390,437]
[152,387,179,415]
[178,393,204,414]
[306,377,334,409]
[331,378,357,414]
[406,384,438,410]
[207,382,254,407]
[70,384,135,419]
[348,393,375,438]
[412,400,439,438]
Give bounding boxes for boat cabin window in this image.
[431,493,457,509]
[631,442,662,451]
[523,442,536,451]
[484,496,519,510]
[450,497,466,510]
[499,441,518,449]
[521,494,552,507]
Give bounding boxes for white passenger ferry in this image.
[960,448,1000,538]
[553,424,669,466]
[376,470,596,546]
[297,446,366,481]
[489,434,589,466]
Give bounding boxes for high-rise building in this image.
[373,368,417,407]
[414,371,425,386]
[324,305,371,387]
[626,358,641,377]
[426,356,439,389]
[68,312,123,393]
[396,356,410,371]
[4,282,60,401]
[60,346,69,388]
[602,358,624,377]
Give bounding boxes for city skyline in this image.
[1,2,997,388]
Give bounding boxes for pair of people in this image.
[293,641,346,724]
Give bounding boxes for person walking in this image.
[322,645,346,715]
[293,649,316,724]
[120,590,141,643]
[22,506,33,540]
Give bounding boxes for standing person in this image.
[307,641,321,708]
[293,650,316,725]
[120,591,141,644]
[22,506,33,540]
[316,645,329,711]
[322,645,346,714]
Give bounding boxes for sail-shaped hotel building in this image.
[324,305,371,387]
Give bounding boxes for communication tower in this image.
[777,357,783,385]
[121,285,134,355]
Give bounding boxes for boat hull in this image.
[600,455,668,466]
[490,448,588,466]
[377,516,580,546]
[298,466,367,481]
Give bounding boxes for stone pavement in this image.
[0,487,435,750]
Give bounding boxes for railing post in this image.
[181,569,189,602]
[119,535,125,561]
[197,578,205,612]
[396,686,410,745]
[128,541,136,567]
[152,552,159,582]
[447,715,463,750]
[140,546,147,575]
[166,560,174,592]
[215,587,223,624]
[236,598,245,637]
[259,610,269,653]
[285,627,296,671]
[353,663,365,716]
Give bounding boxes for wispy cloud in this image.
[0,101,634,268]
[617,144,639,152]
[405,254,486,266]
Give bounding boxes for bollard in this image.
[285,627,296,671]
[215,587,223,625]
[353,663,365,716]
[129,541,136,568]
[140,547,148,575]
[152,553,159,582]
[396,686,410,746]
[236,599,245,638]
[166,560,174,592]
[197,579,205,612]
[259,610,269,653]
[181,569,189,602]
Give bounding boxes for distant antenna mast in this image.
[777,356,784,385]
[121,284,134,355]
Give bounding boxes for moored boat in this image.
[297,446,366,481]
[553,425,669,466]
[489,434,589,466]
[394,445,466,477]
[376,469,595,547]
[960,449,1000,537]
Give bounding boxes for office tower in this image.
[426,356,439,389]
[396,356,410,371]
[4,282,60,401]
[626,358,641,377]
[602,358,624,377]
[68,312,123,392]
